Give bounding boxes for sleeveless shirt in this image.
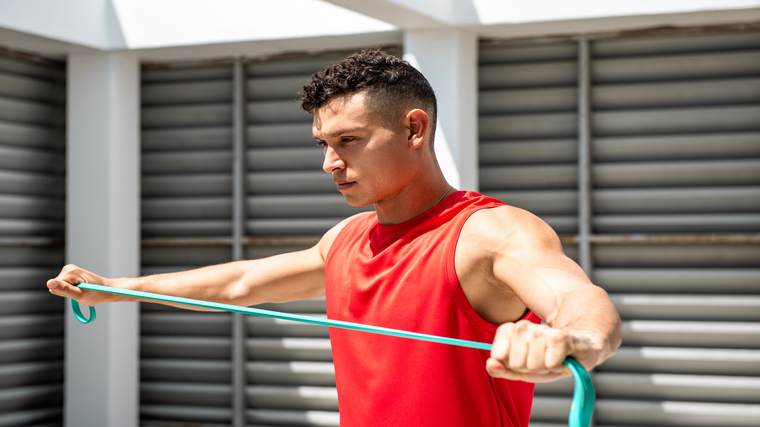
[325,191,540,427]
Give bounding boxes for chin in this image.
[341,193,375,208]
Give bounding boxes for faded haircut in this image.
[299,48,437,147]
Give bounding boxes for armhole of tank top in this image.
[325,212,375,266]
[445,204,505,334]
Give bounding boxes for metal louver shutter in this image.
[481,29,760,426]
[243,54,375,427]
[0,52,66,427]
[140,63,236,426]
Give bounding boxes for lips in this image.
[335,181,355,191]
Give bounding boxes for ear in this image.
[405,109,430,150]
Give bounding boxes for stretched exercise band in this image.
[72,282,595,427]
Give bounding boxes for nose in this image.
[322,146,345,173]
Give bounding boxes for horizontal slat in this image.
[480,112,576,140]
[141,246,231,267]
[142,197,231,219]
[246,172,334,195]
[246,361,335,386]
[0,339,63,365]
[142,127,231,151]
[140,404,230,423]
[247,386,337,410]
[479,139,576,165]
[612,294,760,321]
[479,87,576,114]
[595,268,760,294]
[601,347,760,375]
[0,267,61,291]
[0,97,64,128]
[0,146,63,174]
[142,80,232,105]
[0,218,64,236]
[479,43,577,64]
[141,382,230,407]
[0,407,61,426]
[245,408,339,426]
[592,31,760,57]
[142,220,231,237]
[0,121,63,149]
[141,336,231,360]
[253,298,326,313]
[594,186,760,214]
[142,174,231,197]
[0,315,63,340]
[595,399,760,426]
[593,213,760,233]
[594,132,760,162]
[593,105,760,136]
[0,170,64,197]
[246,218,344,237]
[530,396,571,422]
[142,150,231,174]
[247,100,311,124]
[0,385,62,413]
[247,123,313,147]
[141,313,231,336]
[246,315,330,337]
[479,61,577,89]
[595,372,760,403]
[246,195,367,218]
[593,244,760,268]
[0,57,64,82]
[0,72,64,104]
[246,338,332,361]
[141,359,230,383]
[480,164,577,190]
[0,361,63,389]
[594,77,760,109]
[621,320,760,348]
[0,292,62,316]
[248,147,323,171]
[247,76,310,101]
[142,67,232,83]
[593,50,760,83]
[0,247,63,267]
[484,190,577,215]
[595,159,760,187]
[0,194,63,220]
[142,104,232,128]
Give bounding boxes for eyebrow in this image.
[323,127,366,138]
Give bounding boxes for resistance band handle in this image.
[71,284,595,427]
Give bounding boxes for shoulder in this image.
[317,212,374,260]
[459,205,563,257]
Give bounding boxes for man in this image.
[49,49,621,426]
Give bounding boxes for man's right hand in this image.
[47,264,118,306]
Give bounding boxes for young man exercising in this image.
[48,49,621,426]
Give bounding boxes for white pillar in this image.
[403,29,479,191]
[65,51,140,427]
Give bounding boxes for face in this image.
[313,92,417,207]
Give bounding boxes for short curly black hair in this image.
[300,49,437,145]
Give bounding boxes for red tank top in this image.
[325,191,540,427]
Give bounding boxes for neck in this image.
[374,176,453,225]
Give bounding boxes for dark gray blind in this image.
[480,30,760,427]
[0,53,66,427]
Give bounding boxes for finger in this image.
[545,329,571,372]
[525,331,549,372]
[491,323,513,360]
[507,322,530,372]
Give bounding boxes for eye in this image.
[341,137,355,144]
[315,140,327,148]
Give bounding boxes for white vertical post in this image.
[66,51,140,427]
[403,29,479,191]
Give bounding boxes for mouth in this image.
[335,181,355,191]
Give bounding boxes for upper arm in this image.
[464,207,603,327]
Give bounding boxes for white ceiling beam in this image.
[320,0,480,29]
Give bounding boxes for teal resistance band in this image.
[72,282,594,427]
